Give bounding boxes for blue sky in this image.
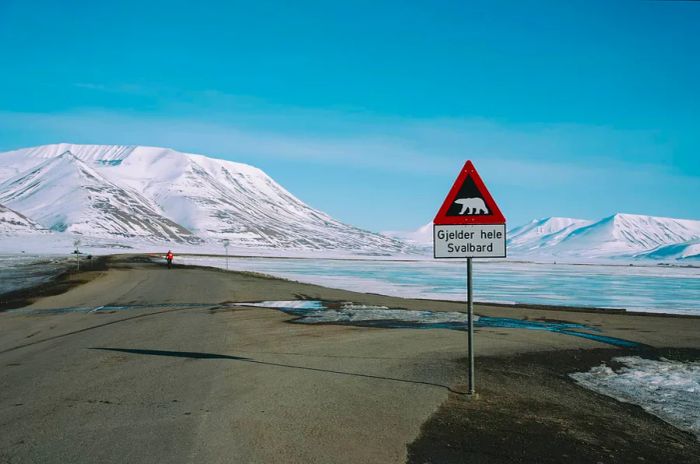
[0,0,698,231]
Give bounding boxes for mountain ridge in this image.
[553,213,700,258]
[0,150,200,243]
[387,213,700,261]
[0,203,47,235]
[0,143,410,255]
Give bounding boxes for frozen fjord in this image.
[180,256,700,315]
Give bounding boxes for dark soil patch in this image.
[0,256,109,311]
[407,347,700,464]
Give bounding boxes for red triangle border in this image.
[433,160,506,225]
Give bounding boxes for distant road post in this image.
[222,239,230,270]
[433,160,506,395]
[73,238,82,271]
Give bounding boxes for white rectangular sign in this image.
[434,224,506,258]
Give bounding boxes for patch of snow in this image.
[239,300,471,324]
[240,300,326,310]
[571,356,700,439]
[233,300,641,347]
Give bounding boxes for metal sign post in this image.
[467,257,474,394]
[73,238,81,271]
[222,239,230,270]
[433,161,506,395]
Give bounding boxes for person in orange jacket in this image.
[166,250,174,269]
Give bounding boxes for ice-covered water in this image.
[181,256,700,315]
[571,356,700,439]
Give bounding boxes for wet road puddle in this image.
[239,300,642,348]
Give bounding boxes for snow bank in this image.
[571,356,700,439]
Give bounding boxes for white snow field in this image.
[571,356,700,439]
[180,256,700,315]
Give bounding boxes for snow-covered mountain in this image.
[0,143,409,254]
[0,151,199,243]
[635,240,700,262]
[0,203,47,235]
[510,213,700,261]
[391,213,700,262]
[507,217,593,253]
[382,222,432,247]
[552,213,700,259]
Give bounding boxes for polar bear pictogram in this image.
[454,197,488,215]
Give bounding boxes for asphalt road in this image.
[1,260,471,463]
[2,257,699,463]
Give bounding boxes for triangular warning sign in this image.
[434,160,505,225]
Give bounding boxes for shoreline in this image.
[3,254,700,319]
[175,250,700,269]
